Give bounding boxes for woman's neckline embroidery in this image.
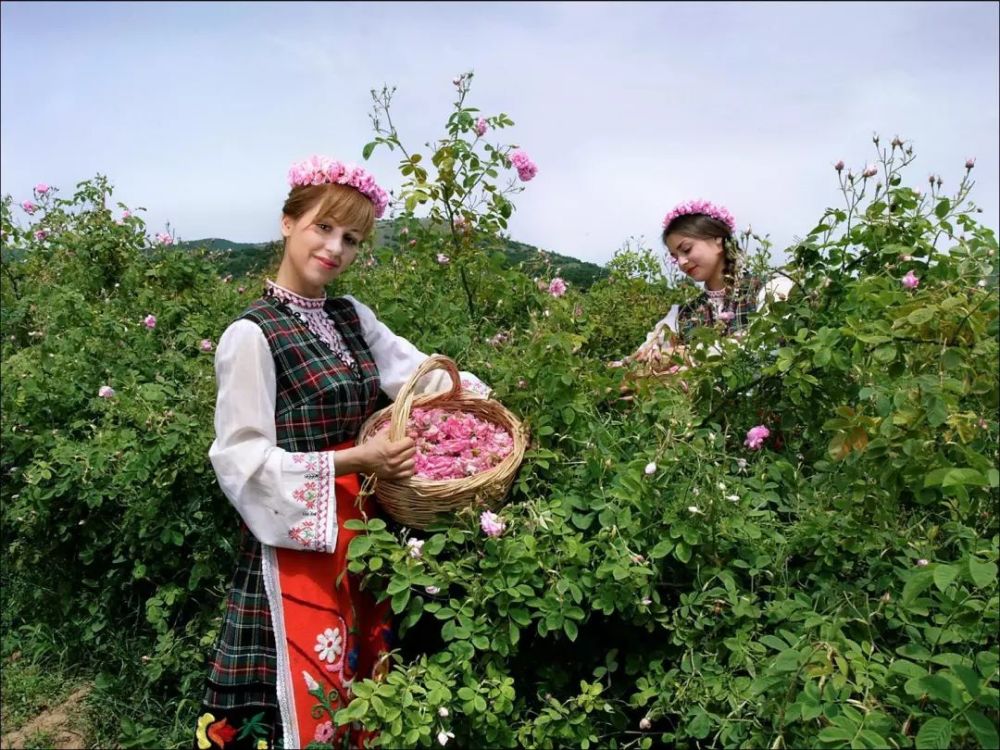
[265,280,326,310]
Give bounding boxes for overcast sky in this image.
[2,1,998,265]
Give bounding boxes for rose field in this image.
[1,80,998,749]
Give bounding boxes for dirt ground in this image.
[0,685,90,750]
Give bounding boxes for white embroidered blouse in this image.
[631,274,795,363]
[209,282,491,555]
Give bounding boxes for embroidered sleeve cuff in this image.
[281,451,338,553]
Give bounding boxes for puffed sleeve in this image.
[208,320,339,553]
[629,306,680,362]
[344,295,492,399]
[757,274,795,309]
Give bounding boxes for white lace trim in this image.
[261,545,299,750]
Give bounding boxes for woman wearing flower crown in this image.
[628,200,793,372]
[193,156,489,750]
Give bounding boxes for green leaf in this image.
[889,660,928,679]
[772,649,802,673]
[968,557,998,589]
[907,307,936,325]
[818,726,854,742]
[563,620,578,641]
[915,717,951,750]
[966,710,1000,750]
[933,564,959,592]
[934,198,951,219]
[362,141,377,160]
[902,569,934,605]
[348,536,373,557]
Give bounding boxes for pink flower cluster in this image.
[155,232,173,246]
[662,199,736,233]
[745,425,770,450]
[548,277,567,297]
[381,407,514,480]
[510,150,538,182]
[287,155,389,218]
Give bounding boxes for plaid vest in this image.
[677,276,765,340]
[203,295,382,705]
[241,295,382,451]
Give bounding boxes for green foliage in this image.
[2,95,997,750]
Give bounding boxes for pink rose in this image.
[34,229,49,241]
[510,149,538,182]
[548,277,567,298]
[965,157,976,170]
[21,200,37,215]
[744,425,770,450]
[834,160,844,172]
[862,165,878,179]
[98,385,115,398]
[200,339,213,352]
[154,232,173,246]
[474,117,488,137]
[437,254,450,265]
[901,270,919,290]
[480,510,505,537]
[34,183,50,195]
[143,314,157,329]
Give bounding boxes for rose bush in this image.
[2,83,996,750]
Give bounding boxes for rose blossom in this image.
[548,277,567,297]
[644,462,657,476]
[143,314,157,329]
[98,385,115,398]
[480,510,505,537]
[639,717,652,731]
[438,730,455,746]
[34,183,50,194]
[744,425,770,450]
[965,157,976,170]
[834,160,844,172]
[474,117,488,137]
[438,707,449,718]
[200,339,213,352]
[426,585,441,595]
[437,254,450,265]
[901,270,919,289]
[916,559,929,567]
[510,149,538,182]
[21,200,37,215]
[34,229,49,241]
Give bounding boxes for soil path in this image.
[0,685,91,750]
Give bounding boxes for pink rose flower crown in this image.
[287,155,390,219]
[662,199,736,233]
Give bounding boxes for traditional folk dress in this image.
[631,274,794,365]
[195,281,488,750]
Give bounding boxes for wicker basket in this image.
[356,355,527,530]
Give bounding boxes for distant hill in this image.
[176,220,608,289]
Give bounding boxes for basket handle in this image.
[388,355,463,440]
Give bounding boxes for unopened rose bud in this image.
[639,717,652,731]
[834,160,844,172]
[916,558,929,567]
[872,133,880,145]
[965,157,975,170]
[891,136,903,149]
[935,175,943,188]
[880,592,892,604]
[862,165,878,179]
[928,174,936,186]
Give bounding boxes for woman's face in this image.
[664,232,725,287]
[278,202,363,296]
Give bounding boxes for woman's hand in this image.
[361,432,416,480]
